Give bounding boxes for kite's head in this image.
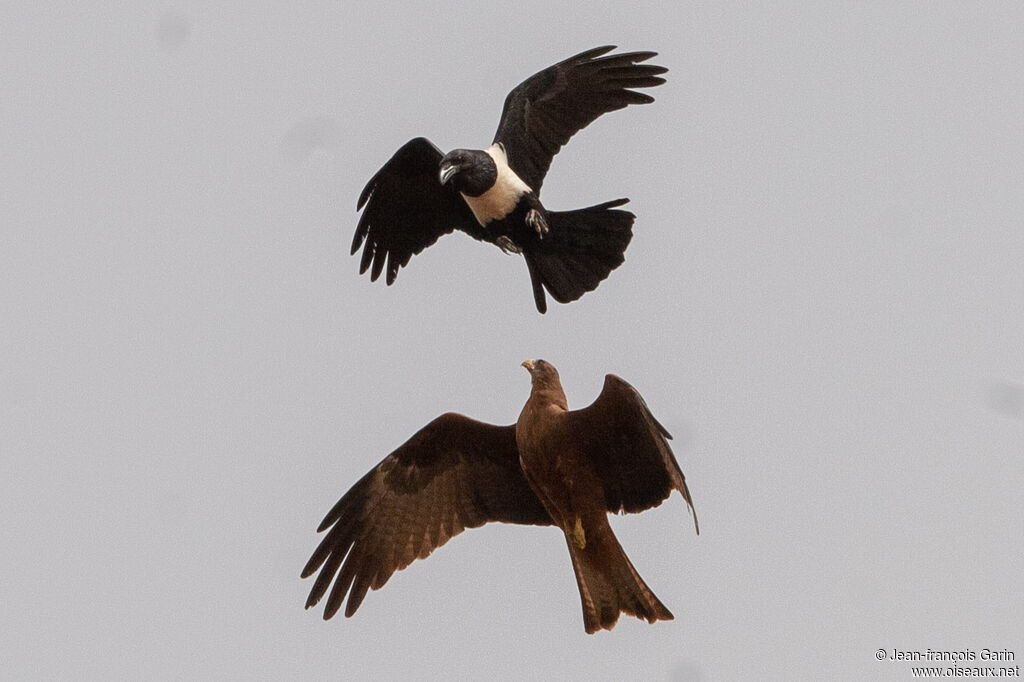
[521,359,566,405]
[439,148,496,196]
[521,358,559,382]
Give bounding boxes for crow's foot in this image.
[526,209,549,239]
[496,235,522,254]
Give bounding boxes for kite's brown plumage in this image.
[516,359,697,632]
[302,360,697,633]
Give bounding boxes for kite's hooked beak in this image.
[521,359,536,372]
[439,163,458,185]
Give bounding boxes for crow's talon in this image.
[496,236,522,254]
[526,209,549,239]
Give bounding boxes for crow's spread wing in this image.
[302,413,552,619]
[492,46,667,194]
[351,137,479,285]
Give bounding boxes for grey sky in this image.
[2,3,1021,680]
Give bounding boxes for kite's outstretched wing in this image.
[569,374,698,532]
[302,413,552,619]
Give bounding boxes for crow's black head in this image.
[438,149,496,197]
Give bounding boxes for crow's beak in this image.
[439,163,457,185]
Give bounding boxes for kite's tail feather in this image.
[525,198,634,313]
[566,516,673,634]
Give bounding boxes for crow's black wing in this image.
[351,137,479,285]
[492,46,667,194]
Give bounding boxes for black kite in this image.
[302,359,698,633]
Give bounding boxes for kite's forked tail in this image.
[524,198,634,313]
[565,514,674,634]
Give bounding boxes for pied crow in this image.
[351,46,667,313]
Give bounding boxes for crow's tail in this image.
[524,198,634,313]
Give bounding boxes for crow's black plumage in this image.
[350,46,667,313]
